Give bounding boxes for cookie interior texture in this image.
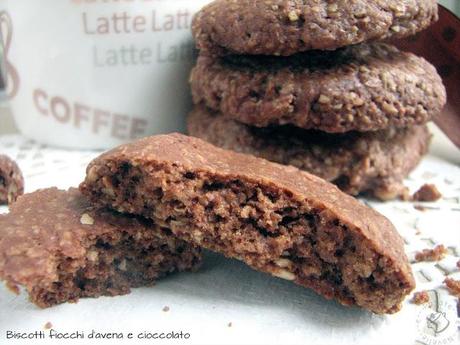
[187,106,431,200]
[80,133,415,314]
[0,188,201,308]
[190,43,446,133]
[192,0,438,56]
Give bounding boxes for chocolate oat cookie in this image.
[80,133,415,314]
[191,43,446,133]
[188,106,431,200]
[0,154,24,205]
[192,0,438,56]
[0,188,201,308]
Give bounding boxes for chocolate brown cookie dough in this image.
[80,133,415,314]
[0,154,24,205]
[192,0,438,56]
[188,106,431,200]
[0,188,201,308]
[191,43,446,133]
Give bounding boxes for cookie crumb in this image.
[162,306,170,312]
[0,154,25,205]
[44,322,53,330]
[444,278,460,297]
[399,187,412,201]
[412,184,442,202]
[412,291,430,305]
[415,245,448,262]
[228,322,232,328]
[6,281,20,295]
[414,205,427,212]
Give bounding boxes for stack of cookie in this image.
[188,0,447,200]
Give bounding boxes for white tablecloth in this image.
[0,134,459,345]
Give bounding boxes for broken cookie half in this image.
[0,188,202,308]
[81,133,415,314]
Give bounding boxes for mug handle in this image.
[0,47,7,106]
[0,10,19,104]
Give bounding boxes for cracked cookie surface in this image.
[191,43,446,133]
[192,0,439,56]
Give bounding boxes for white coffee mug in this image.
[0,0,211,149]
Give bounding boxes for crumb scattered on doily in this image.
[413,184,442,202]
[444,278,460,298]
[412,291,430,305]
[399,187,411,201]
[228,322,233,328]
[414,205,427,212]
[162,306,170,312]
[415,245,448,262]
[6,281,19,295]
[44,322,53,330]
